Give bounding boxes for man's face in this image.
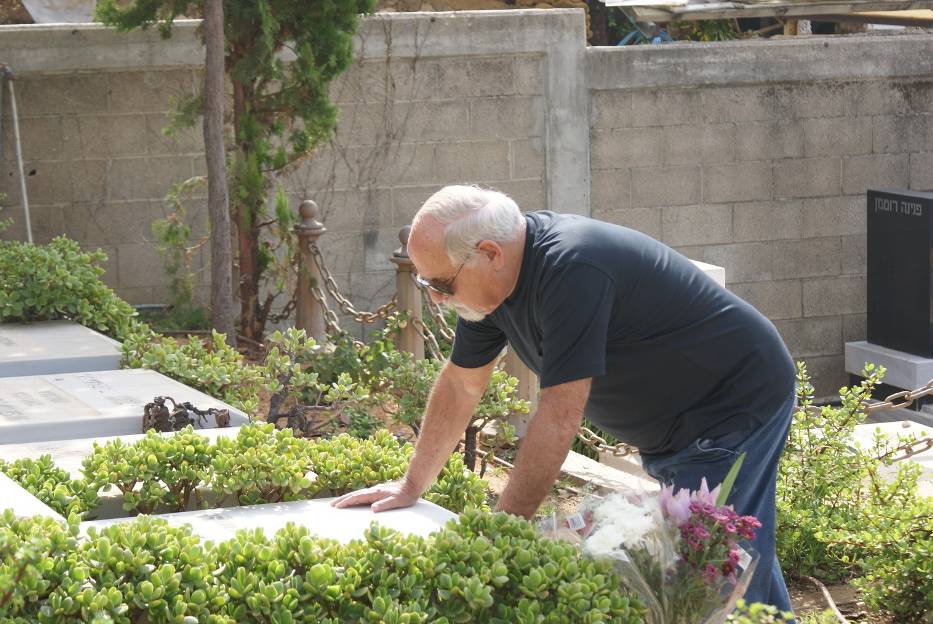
[408,218,493,322]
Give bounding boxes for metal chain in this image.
[309,282,343,335]
[575,426,639,458]
[861,378,933,461]
[410,317,444,360]
[267,298,297,324]
[865,378,933,413]
[308,241,397,323]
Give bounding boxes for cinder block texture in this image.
[6,14,933,395]
[585,37,933,394]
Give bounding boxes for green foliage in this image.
[312,328,398,391]
[0,511,80,618]
[377,350,445,434]
[122,328,265,414]
[726,600,796,623]
[83,427,214,515]
[95,0,377,338]
[122,327,384,425]
[138,305,211,333]
[777,362,933,621]
[47,425,486,518]
[150,176,207,319]
[0,236,141,340]
[0,456,97,519]
[212,424,315,505]
[795,612,841,624]
[852,515,933,620]
[1,510,645,623]
[670,19,739,41]
[374,348,529,470]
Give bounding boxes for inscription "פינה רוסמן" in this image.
[874,196,923,217]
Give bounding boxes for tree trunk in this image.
[232,79,262,343]
[202,0,237,346]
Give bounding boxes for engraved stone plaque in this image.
[0,369,249,445]
[867,188,933,356]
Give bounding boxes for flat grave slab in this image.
[0,320,122,377]
[562,450,659,494]
[0,427,244,479]
[0,369,249,445]
[81,497,457,543]
[853,420,933,498]
[845,340,933,391]
[0,471,65,522]
[691,260,726,287]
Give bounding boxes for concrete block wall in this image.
[4,13,933,391]
[587,36,933,394]
[0,12,582,337]
[0,67,207,304]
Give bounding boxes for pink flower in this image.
[721,560,737,583]
[690,477,721,508]
[659,485,692,526]
[702,563,719,584]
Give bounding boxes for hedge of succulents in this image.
[0,508,646,623]
[0,426,487,520]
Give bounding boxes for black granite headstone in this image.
[867,188,933,357]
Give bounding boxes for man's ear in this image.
[475,240,504,269]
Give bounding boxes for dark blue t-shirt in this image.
[450,211,795,456]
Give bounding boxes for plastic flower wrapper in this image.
[538,453,760,624]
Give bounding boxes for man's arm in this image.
[495,377,591,519]
[331,357,496,511]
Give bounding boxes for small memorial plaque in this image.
[867,188,933,356]
[0,320,122,377]
[0,369,249,445]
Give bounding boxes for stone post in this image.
[294,199,327,342]
[503,348,539,438]
[390,225,425,360]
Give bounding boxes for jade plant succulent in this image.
[11,425,488,520]
[1,510,646,623]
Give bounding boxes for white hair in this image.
[413,185,524,265]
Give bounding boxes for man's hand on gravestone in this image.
[329,480,421,513]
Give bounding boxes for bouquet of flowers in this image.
[540,455,760,624]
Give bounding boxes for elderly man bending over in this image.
[332,184,796,613]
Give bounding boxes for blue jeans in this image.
[640,391,796,615]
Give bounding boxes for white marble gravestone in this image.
[0,472,65,522]
[0,369,249,445]
[82,498,457,544]
[0,321,122,377]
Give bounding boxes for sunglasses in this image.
[415,257,468,297]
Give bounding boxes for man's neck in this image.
[502,219,528,301]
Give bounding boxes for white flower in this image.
[583,493,660,556]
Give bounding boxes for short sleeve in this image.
[450,316,508,369]
[538,264,615,388]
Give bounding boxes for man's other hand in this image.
[329,481,420,513]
